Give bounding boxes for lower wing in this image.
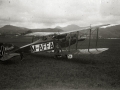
[74,48,109,54]
[62,48,109,55]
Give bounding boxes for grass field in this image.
[0,36,120,90]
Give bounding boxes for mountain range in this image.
[99,25,120,38]
[0,24,120,38]
[56,24,120,38]
[0,25,28,34]
[0,25,63,34]
[56,24,83,31]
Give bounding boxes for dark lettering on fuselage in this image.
[31,42,54,52]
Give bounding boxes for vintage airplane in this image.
[0,24,110,61]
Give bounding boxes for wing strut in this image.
[76,31,79,50]
[32,36,34,42]
[88,25,92,52]
[69,33,71,52]
[96,28,99,50]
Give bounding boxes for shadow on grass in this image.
[0,56,21,65]
[0,50,112,66]
[30,53,97,65]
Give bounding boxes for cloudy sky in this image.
[0,0,120,29]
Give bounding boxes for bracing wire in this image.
[76,26,99,49]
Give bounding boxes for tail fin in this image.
[0,43,5,58]
[0,53,20,61]
[0,43,20,61]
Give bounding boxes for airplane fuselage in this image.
[14,34,77,54]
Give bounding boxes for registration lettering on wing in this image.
[31,42,54,52]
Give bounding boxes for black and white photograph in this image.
[0,0,120,90]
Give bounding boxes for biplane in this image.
[0,24,110,61]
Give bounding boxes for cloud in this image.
[0,0,120,28]
[100,0,120,24]
[101,0,120,16]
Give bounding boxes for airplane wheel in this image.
[66,54,73,59]
[54,55,62,59]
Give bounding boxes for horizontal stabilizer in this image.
[74,48,109,54]
[0,53,20,61]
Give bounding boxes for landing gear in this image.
[54,54,62,59]
[66,54,73,59]
[54,41,73,60]
[54,54,73,59]
[20,52,24,61]
[54,42,63,59]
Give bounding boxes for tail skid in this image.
[0,53,20,61]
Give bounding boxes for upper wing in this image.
[25,32,55,37]
[25,24,110,37]
[58,24,110,35]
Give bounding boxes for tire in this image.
[54,54,62,59]
[67,54,73,59]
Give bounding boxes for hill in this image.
[0,25,64,35]
[99,25,120,38]
[0,25,29,34]
[56,24,83,31]
[30,28,63,32]
[1,24,120,38]
[56,24,120,38]
[78,24,120,38]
